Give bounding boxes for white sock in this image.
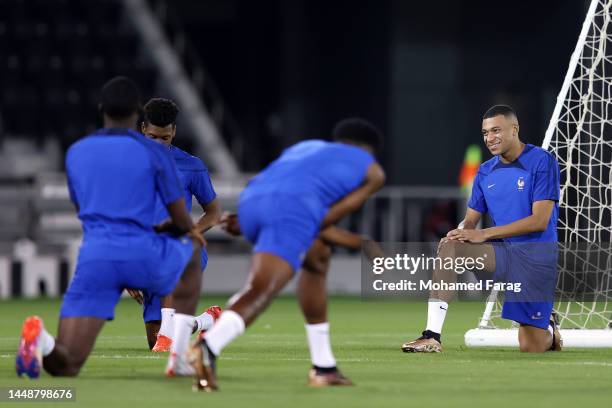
[39,328,55,357]
[305,322,336,368]
[170,313,194,359]
[158,308,175,338]
[548,324,554,337]
[194,311,215,332]
[425,299,448,334]
[204,310,245,356]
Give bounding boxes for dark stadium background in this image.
[0,0,588,297]
[161,0,583,184]
[0,0,584,184]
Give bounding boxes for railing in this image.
[0,173,469,250]
[147,0,247,168]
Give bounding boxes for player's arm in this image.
[319,226,385,260]
[219,212,241,236]
[154,198,193,233]
[195,198,221,234]
[319,226,363,250]
[439,208,481,250]
[483,200,554,239]
[320,162,385,229]
[448,200,555,243]
[154,199,205,246]
[190,163,220,234]
[458,208,482,230]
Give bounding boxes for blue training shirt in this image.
[66,128,184,261]
[241,140,375,221]
[468,144,560,243]
[153,145,217,223]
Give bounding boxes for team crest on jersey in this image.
[517,177,525,191]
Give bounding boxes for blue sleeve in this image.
[532,154,560,202]
[150,144,184,205]
[191,166,217,206]
[467,171,487,214]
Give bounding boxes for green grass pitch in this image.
[1,297,611,408]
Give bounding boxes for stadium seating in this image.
[0,0,158,148]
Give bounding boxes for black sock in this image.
[313,365,337,373]
[422,330,441,343]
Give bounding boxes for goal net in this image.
[465,0,612,347]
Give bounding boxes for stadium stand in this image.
[0,0,157,150]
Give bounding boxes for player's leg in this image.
[501,245,561,352]
[141,289,168,351]
[191,196,317,390]
[148,295,174,352]
[192,252,294,391]
[145,321,161,350]
[165,237,203,375]
[16,260,122,378]
[297,239,352,386]
[518,325,552,352]
[505,302,561,352]
[192,252,222,334]
[149,248,219,352]
[224,252,293,325]
[193,305,222,334]
[43,317,106,376]
[16,315,106,378]
[298,239,330,323]
[402,240,496,352]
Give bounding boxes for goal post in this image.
[465,0,612,348]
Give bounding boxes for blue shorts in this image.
[238,193,321,271]
[493,243,557,330]
[142,250,208,323]
[60,235,193,320]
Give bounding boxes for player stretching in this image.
[401,105,562,353]
[191,118,385,391]
[127,98,221,352]
[15,77,204,378]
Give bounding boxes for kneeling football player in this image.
[401,105,562,354]
[15,77,204,378]
[126,97,222,353]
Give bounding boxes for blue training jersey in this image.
[153,145,216,224]
[66,128,184,261]
[468,144,560,243]
[241,140,375,221]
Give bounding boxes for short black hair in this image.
[99,76,141,119]
[143,98,180,127]
[483,104,517,121]
[332,118,383,153]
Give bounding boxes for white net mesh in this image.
[483,0,612,331]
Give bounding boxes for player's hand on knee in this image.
[126,289,144,304]
[188,226,207,247]
[447,228,486,243]
[437,236,452,255]
[220,212,242,236]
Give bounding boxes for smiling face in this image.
[141,122,176,147]
[481,114,519,156]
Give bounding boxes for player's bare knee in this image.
[188,238,202,267]
[519,340,546,353]
[303,240,331,276]
[437,240,457,259]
